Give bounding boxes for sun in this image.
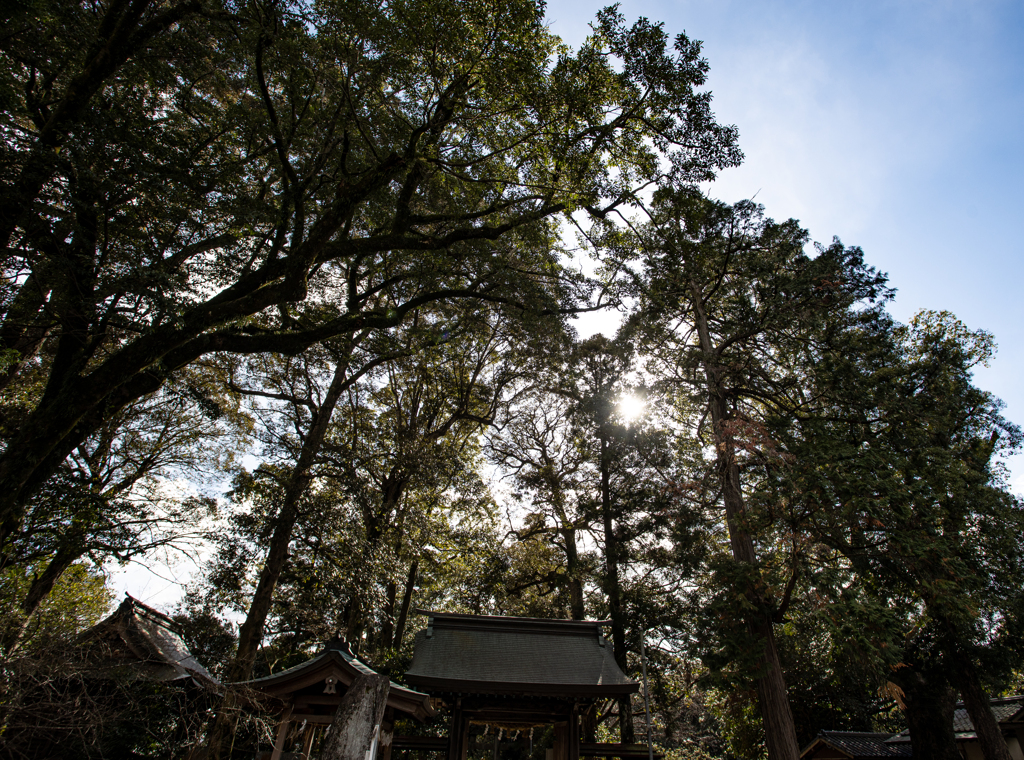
[617,394,646,422]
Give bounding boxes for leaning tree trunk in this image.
[2,539,82,651]
[321,673,391,760]
[391,559,419,650]
[691,281,800,760]
[226,355,354,683]
[951,651,1013,760]
[207,353,366,759]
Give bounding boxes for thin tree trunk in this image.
[690,280,800,760]
[952,654,1013,760]
[225,356,352,684]
[207,354,361,759]
[347,488,408,651]
[392,559,418,650]
[562,528,585,621]
[21,545,80,618]
[378,581,398,651]
[599,431,633,744]
[546,467,584,621]
[1,542,82,651]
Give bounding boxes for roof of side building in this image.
[885,695,1024,743]
[243,638,434,721]
[75,594,217,686]
[801,732,913,759]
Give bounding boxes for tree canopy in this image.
[2,3,1022,760]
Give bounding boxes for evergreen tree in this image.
[625,188,889,760]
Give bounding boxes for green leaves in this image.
[0,0,744,548]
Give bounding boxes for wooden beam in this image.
[301,724,316,758]
[271,706,294,760]
[392,736,449,752]
[569,703,580,760]
[578,744,664,760]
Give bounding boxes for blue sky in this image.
[554,0,1024,485]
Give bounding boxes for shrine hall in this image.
[249,611,653,760]
[404,611,644,760]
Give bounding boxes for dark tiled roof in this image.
[887,695,1024,742]
[404,611,638,696]
[953,699,1024,734]
[802,732,912,759]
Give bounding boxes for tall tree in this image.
[320,308,541,651]
[489,386,593,621]
[0,0,741,547]
[197,300,547,684]
[768,309,1024,760]
[508,334,676,742]
[219,335,382,685]
[628,188,889,760]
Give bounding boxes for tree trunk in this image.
[749,616,799,760]
[207,354,360,759]
[952,654,1013,760]
[225,355,354,683]
[379,580,398,651]
[563,528,585,621]
[599,430,633,744]
[392,559,418,650]
[899,671,960,760]
[21,544,80,617]
[690,280,800,760]
[347,491,408,653]
[321,673,390,760]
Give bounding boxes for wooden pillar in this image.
[580,703,597,760]
[379,713,395,760]
[447,700,470,760]
[569,703,580,760]
[301,724,316,758]
[554,723,568,760]
[460,714,470,760]
[271,705,294,760]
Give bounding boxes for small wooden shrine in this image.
[403,611,641,760]
[245,637,434,759]
[77,594,217,687]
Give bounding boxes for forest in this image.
[1,0,1023,758]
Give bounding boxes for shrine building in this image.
[248,611,648,760]
[402,611,643,760]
